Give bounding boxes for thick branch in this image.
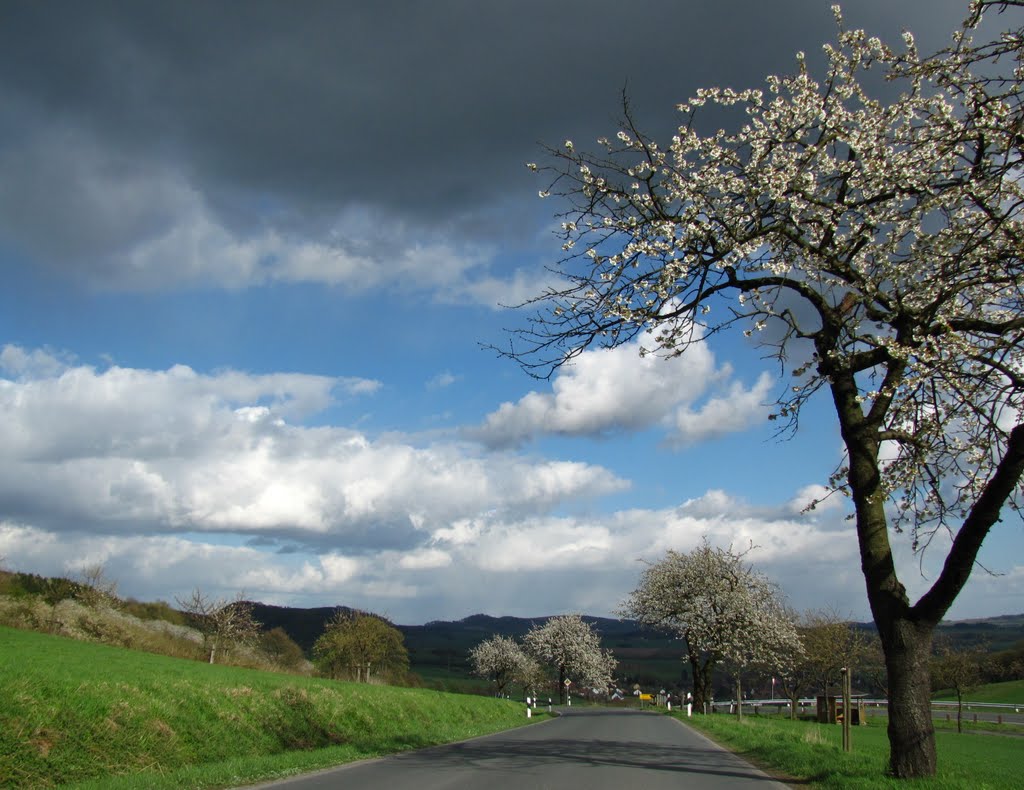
[915,423,1024,624]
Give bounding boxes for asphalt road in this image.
[244,707,790,789]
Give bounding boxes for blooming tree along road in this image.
[243,708,786,789]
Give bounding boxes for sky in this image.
[1,0,1020,626]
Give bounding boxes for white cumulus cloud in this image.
[470,330,772,448]
[0,346,625,549]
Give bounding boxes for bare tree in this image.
[524,614,616,704]
[931,638,986,733]
[860,634,889,699]
[779,608,870,720]
[621,541,800,718]
[75,563,120,609]
[176,588,261,665]
[507,3,1024,777]
[800,608,871,699]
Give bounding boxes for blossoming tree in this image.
[620,542,800,718]
[176,588,260,665]
[523,614,617,703]
[510,1,1024,777]
[469,634,535,697]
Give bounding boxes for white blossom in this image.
[469,635,535,697]
[524,614,616,700]
[513,7,1024,767]
[621,542,800,708]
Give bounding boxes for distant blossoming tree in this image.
[176,589,261,665]
[524,614,616,703]
[620,542,800,719]
[509,1,1024,777]
[75,563,120,609]
[469,635,533,697]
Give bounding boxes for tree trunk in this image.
[734,676,743,721]
[828,366,939,778]
[880,617,936,778]
[825,323,1024,780]
[690,655,712,713]
[558,664,566,705]
[789,693,799,720]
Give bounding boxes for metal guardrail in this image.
[717,698,1022,712]
[928,701,1023,710]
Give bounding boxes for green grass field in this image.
[678,711,1021,789]
[933,679,1024,705]
[0,626,543,789]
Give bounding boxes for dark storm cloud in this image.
[0,1,974,277]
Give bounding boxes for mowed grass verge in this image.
[0,626,541,789]
[675,711,1020,789]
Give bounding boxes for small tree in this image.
[778,608,815,720]
[312,610,409,683]
[176,589,261,665]
[801,608,870,699]
[469,635,531,697]
[620,541,800,716]
[930,639,986,733]
[75,563,120,609]
[989,642,1024,683]
[524,614,616,704]
[259,627,307,672]
[780,608,870,720]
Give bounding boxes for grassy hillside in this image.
[933,679,1024,705]
[0,626,540,789]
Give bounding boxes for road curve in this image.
[242,707,789,789]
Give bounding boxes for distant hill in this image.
[940,613,1024,628]
[4,568,1021,688]
[244,604,1024,691]
[248,602,1024,655]
[247,602,354,652]
[247,604,673,660]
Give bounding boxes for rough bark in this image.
[881,620,936,777]
[690,654,713,713]
[833,346,1024,778]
